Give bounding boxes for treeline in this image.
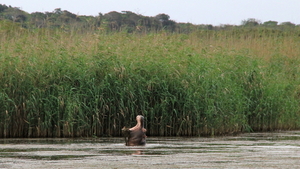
[0,4,299,33]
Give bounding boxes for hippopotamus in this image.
[122,115,147,146]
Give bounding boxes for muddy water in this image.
[0,131,300,169]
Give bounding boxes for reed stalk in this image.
[1,21,300,137]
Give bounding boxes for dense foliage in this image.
[0,4,300,138]
[0,4,299,33]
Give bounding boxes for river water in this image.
[0,131,300,168]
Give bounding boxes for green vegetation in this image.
[0,4,300,138]
[0,4,299,33]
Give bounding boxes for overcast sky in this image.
[1,0,299,26]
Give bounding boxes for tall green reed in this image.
[0,23,299,137]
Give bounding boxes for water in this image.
[1,131,300,168]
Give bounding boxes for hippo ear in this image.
[122,126,129,131]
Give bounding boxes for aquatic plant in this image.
[0,21,299,137]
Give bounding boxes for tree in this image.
[54,8,63,15]
[62,10,77,19]
[30,12,47,28]
[103,11,123,30]
[280,21,295,27]
[263,21,278,27]
[104,11,122,23]
[155,13,170,22]
[31,12,47,19]
[154,13,177,31]
[121,11,141,26]
[2,7,28,22]
[241,18,261,27]
[207,24,213,30]
[0,4,8,13]
[59,10,78,23]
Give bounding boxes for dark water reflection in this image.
[1,131,300,168]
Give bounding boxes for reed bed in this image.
[0,21,300,137]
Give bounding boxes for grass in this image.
[0,20,300,137]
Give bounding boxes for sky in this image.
[1,0,299,26]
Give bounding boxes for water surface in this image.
[1,131,300,168]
